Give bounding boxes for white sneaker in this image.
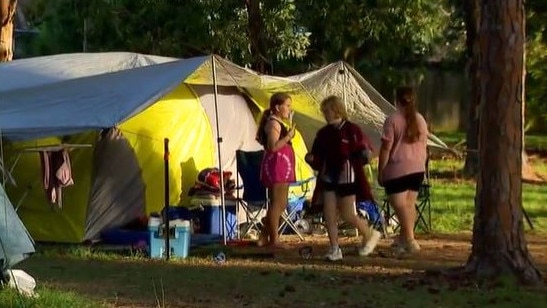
[391,238,421,254]
[358,229,381,256]
[405,239,421,253]
[324,247,343,261]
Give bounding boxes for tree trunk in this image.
[0,0,17,62]
[244,0,271,74]
[462,0,480,178]
[465,0,543,285]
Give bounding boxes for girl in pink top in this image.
[378,86,428,254]
[255,92,296,249]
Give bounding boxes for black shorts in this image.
[321,181,357,197]
[383,172,425,195]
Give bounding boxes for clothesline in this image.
[6,143,92,188]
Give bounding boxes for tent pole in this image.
[212,56,227,245]
[339,64,348,112]
[163,138,171,260]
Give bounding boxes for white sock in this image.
[331,245,339,251]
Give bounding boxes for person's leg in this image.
[323,190,343,260]
[267,183,289,247]
[403,189,420,252]
[401,174,424,252]
[323,190,339,248]
[337,194,370,239]
[388,191,412,240]
[405,190,419,238]
[337,193,381,256]
[384,176,411,244]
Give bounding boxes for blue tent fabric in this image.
[0,56,208,141]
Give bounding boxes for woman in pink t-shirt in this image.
[378,87,428,254]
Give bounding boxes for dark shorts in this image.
[383,172,425,195]
[321,181,357,197]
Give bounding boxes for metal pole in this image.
[211,56,227,245]
[339,65,348,112]
[83,18,88,52]
[163,138,171,259]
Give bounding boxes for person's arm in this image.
[349,123,373,163]
[265,120,292,151]
[305,129,324,170]
[378,118,394,183]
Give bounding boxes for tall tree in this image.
[0,0,17,62]
[465,0,543,284]
[244,0,270,73]
[462,0,480,177]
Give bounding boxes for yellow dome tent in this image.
[1,53,314,243]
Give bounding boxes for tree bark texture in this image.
[0,0,17,62]
[466,0,543,285]
[244,0,271,74]
[463,0,480,178]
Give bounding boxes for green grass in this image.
[7,251,547,308]
[0,287,100,308]
[428,157,547,233]
[434,131,547,151]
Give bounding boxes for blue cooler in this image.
[148,219,191,259]
[191,198,238,239]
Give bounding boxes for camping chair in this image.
[279,176,315,235]
[235,150,310,241]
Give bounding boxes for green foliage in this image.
[17,0,547,124]
[295,0,459,87]
[298,0,455,62]
[526,33,547,131]
[24,0,310,66]
[525,0,547,132]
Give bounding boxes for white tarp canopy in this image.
[288,61,448,151]
[0,52,448,150]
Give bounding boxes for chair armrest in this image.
[289,176,316,187]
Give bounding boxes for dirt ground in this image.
[264,232,547,275]
[19,232,547,308]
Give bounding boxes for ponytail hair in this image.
[255,92,292,146]
[256,109,272,146]
[396,86,420,143]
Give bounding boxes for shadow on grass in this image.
[16,237,547,308]
[527,208,547,219]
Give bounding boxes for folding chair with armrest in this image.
[279,176,315,235]
[235,150,313,241]
[235,150,268,239]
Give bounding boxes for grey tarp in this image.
[0,55,207,140]
[0,184,35,270]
